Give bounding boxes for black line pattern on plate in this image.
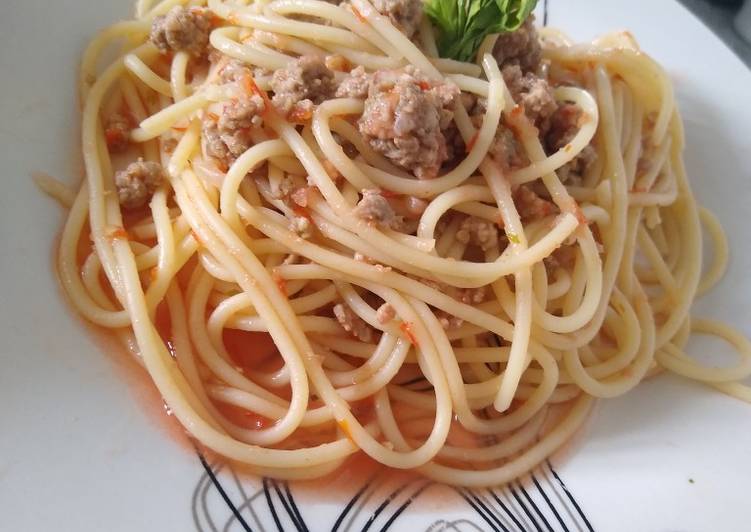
[198,453,254,532]
[545,461,594,532]
[331,475,375,532]
[530,472,569,532]
[191,450,594,532]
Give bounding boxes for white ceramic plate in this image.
[2,1,751,530]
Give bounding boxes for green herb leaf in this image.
[425,0,538,62]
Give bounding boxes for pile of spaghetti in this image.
[43,0,751,486]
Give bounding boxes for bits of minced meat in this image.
[104,113,131,153]
[503,65,557,127]
[289,216,313,238]
[492,16,542,72]
[335,66,372,99]
[371,0,423,39]
[203,66,266,166]
[352,189,401,228]
[359,67,459,179]
[115,159,165,209]
[203,121,252,166]
[455,216,499,252]
[220,59,252,83]
[220,94,265,131]
[150,6,212,57]
[514,184,557,221]
[270,56,336,115]
[471,99,530,171]
[437,311,464,330]
[460,285,486,305]
[376,303,396,324]
[491,124,530,171]
[333,303,373,342]
[545,103,597,182]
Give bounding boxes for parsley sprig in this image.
[425,0,538,62]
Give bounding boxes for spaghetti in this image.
[41,0,751,487]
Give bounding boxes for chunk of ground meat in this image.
[203,88,265,166]
[203,121,253,166]
[220,60,252,83]
[115,159,165,209]
[352,189,401,228]
[455,216,499,252]
[333,303,373,342]
[514,185,557,221]
[469,98,529,171]
[503,65,557,127]
[271,56,336,115]
[267,175,297,201]
[219,94,265,131]
[545,103,597,183]
[371,0,423,39]
[492,16,542,72]
[359,67,459,179]
[289,216,313,238]
[150,6,212,57]
[104,113,131,153]
[335,66,372,99]
[442,124,465,164]
[376,303,396,324]
[491,123,529,171]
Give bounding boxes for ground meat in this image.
[372,0,423,39]
[359,67,459,179]
[289,216,312,238]
[290,186,312,207]
[335,66,372,99]
[376,303,396,324]
[220,95,265,131]
[545,103,597,182]
[492,16,542,72]
[460,286,487,305]
[352,189,400,228]
[270,175,297,200]
[514,184,557,221]
[150,6,212,57]
[442,124,466,164]
[468,98,529,171]
[115,159,165,209]
[220,60,252,83]
[203,87,265,166]
[437,311,464,331]
[455,216,499,252]
[104,113,131,153]
[203,121,253,166]
[271,56,336,115]
[333,303,373,342]
[503,65,557,127]
[491,123,529,171]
